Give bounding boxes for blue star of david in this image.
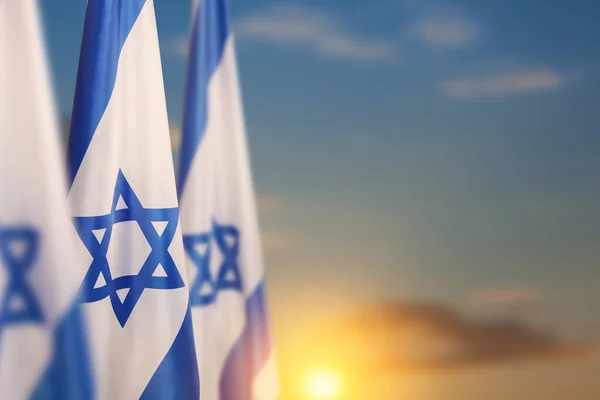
[183,221,243,307]
[0,226,44,337]
[74,170,184,327]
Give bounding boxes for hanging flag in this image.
[67,1,199,398]
[0,0,92,398]
[178,0,279,399]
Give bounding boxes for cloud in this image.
[169,125,181,150]
[261,231,293,252]
[411,14,480,49]
[171,37,188,57]
[471,287,542,307]
[443,69,565,99]
[256,196,291,251]
[297,302,594,375]
[256,195,284,216]
[234,5,396,62]
[173,5,479,63]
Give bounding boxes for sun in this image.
[304,368,343,399]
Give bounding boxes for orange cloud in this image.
[471,287,542,306]
[280,301,595,382]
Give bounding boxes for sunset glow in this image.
[304,369,343,399]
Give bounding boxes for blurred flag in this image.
[67,1,199,398]
[0,0,92,398]
[178,0,279,399]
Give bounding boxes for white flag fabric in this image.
[0,0,92,398]
[67,1,199,398]
[178,1,279,399]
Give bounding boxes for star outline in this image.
[74,170,184,327]
[183,220,243,307]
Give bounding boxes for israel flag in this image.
[0,0,91,398]
[67,1,199,398]
[178,0,279,399]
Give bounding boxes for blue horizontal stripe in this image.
[67,0,147,187]
[220,281,274,400]
[177,0,230,195]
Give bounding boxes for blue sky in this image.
[40,2,600,395]
[42,0,600,329]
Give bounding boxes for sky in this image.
[40,0,600,399]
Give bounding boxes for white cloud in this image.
[234,4,396,62]
[443,69,565,99]
[411,14,480,49]
[172,5,479,61]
